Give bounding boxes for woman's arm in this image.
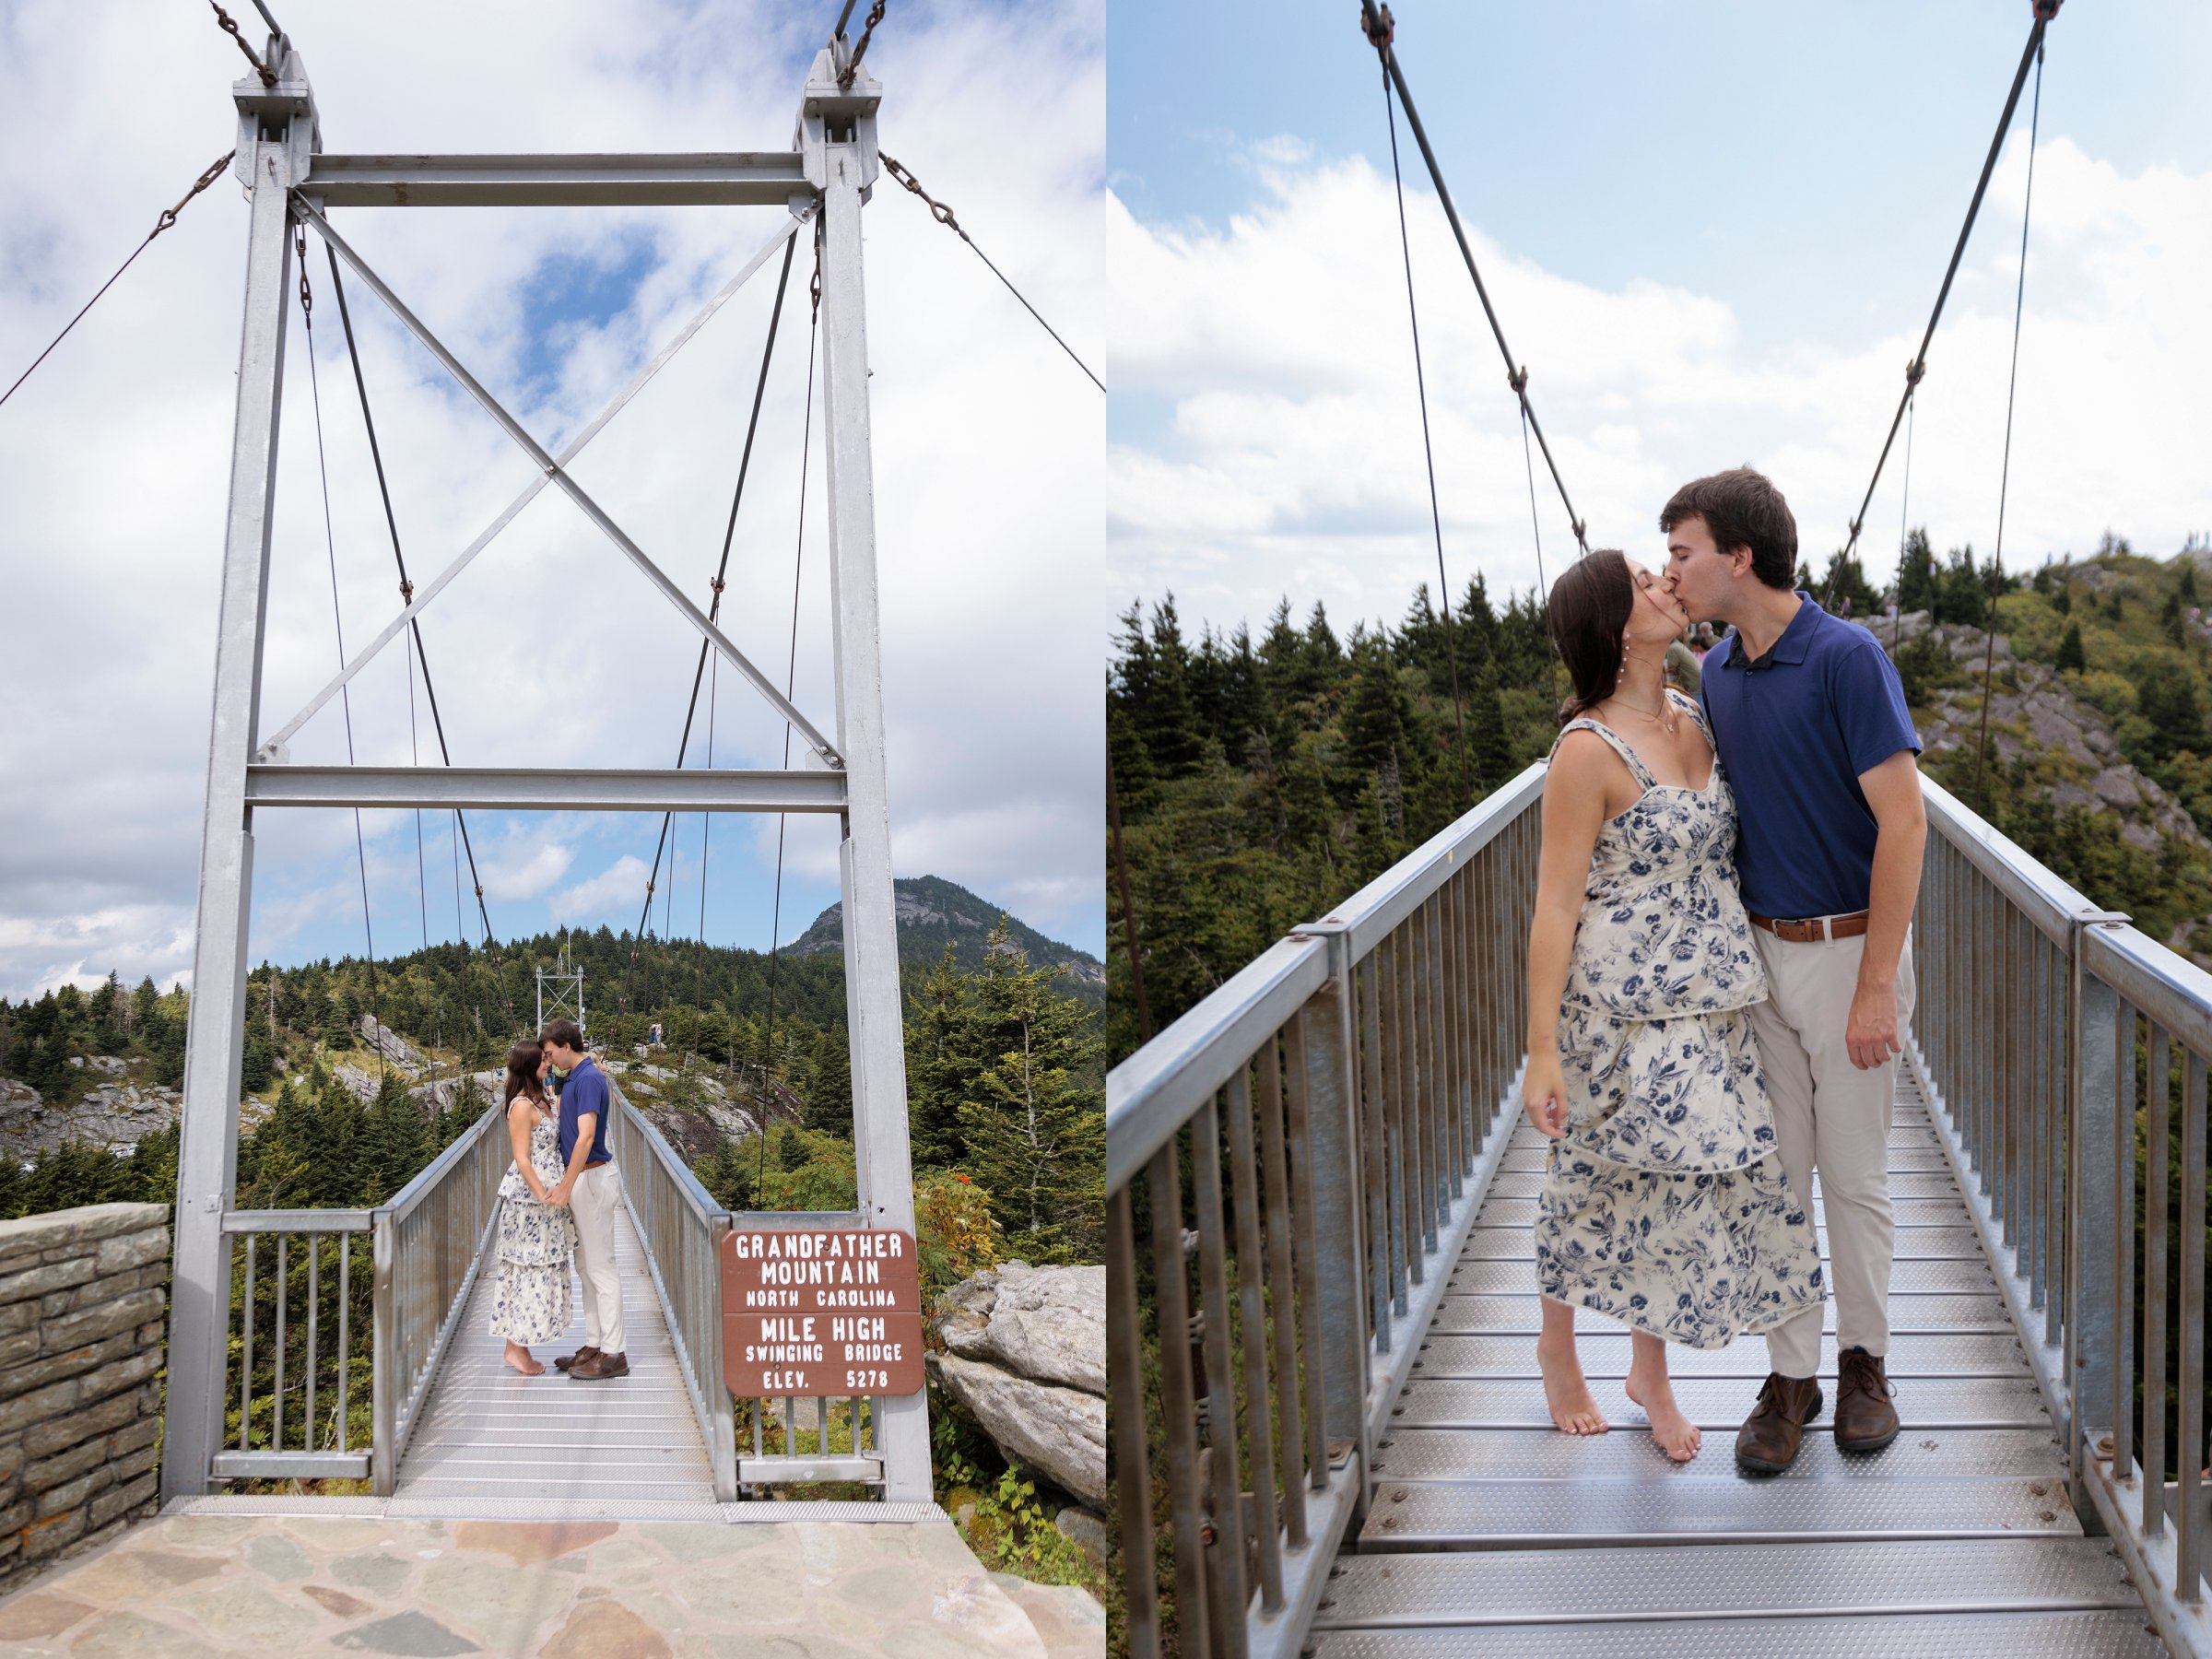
[506,1100,553,1203]
[1522,735,1613,1137]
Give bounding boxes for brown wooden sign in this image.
[720,1226,926,1397]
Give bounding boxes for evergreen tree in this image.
[804,1023,853,1136]
[952,924,1105,1262]
[2056,621,2087,674]
[1895,528,1938,616]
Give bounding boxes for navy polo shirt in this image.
[557,1057,613,1168]
[1701,594,1921,920]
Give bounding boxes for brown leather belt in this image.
[1748,910,1870,944]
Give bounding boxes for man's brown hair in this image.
[1660,467,1798,591]
[539,1018,584,1054]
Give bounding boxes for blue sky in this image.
[1107,0,2212,637]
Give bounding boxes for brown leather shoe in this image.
[554,1346,600,1373]
[569,1350,629,1381]
[1735,1371,1824,1474]
[1835,1347,1900,1453]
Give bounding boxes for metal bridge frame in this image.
[162,29,931,1502]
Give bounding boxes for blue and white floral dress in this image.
[1535,691,1824,1349]
[488,1104,576,1347]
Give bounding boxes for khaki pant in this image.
[569,1161,626,1356]
[1747,927,1916,1379]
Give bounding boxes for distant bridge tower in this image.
[535,944,584,1036]
[164,24,927,1501]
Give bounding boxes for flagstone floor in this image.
[0,1511,1104,1658]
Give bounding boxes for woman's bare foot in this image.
[1625,1340,1700,1462]
[1535,1328,1608,1435]
[503,1341,545,1377]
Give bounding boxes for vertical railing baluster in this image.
[1225,1066,1283,1611]
[2112,999,2136,1481]
[2043,932,2065,1349]
[1284,1010,1327,1491]
[1359,955,1389,1345]
[1414,902,1438,1254]
[2178,1050,2206,1599]
[273,1234,288,1451]
[1439,880,1464,1197]
[1382,936,1408,1313]
[1255,1033,1308,1544]
[240,1234,255,1450]
[305,1235,319,1451]
[337,1230,351,1454]
[1106,1189,1158,1659]
[1191,1096,1251,1653]
[2146,1026,2171,1539]
[1147,1139,1208,1653]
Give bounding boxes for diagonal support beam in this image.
[262,206,813,760]
[288,196,841,766]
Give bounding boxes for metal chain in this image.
[839,1,887,88]
[1,149,235,412]
[207,0,278,88]
[877,150,1104,393]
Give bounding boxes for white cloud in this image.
[548,855,654,926]
[1109,135,2212,640]
[0,0,1104,998]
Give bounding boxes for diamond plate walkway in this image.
[1314,1072,2167,1655]
[394,1198,718,1516]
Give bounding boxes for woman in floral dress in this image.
[490,1040,576,1375]
[1522,550,1823,1462]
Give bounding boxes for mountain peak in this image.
[788,876,1103,1000]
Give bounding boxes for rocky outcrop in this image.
[603,1064,765,1159]
[939,1263,1106,1394]
[359,1016,424,1074]
[930,1264,1107,1507]
[1912,635,2207,857]
[0,1073,179,1159]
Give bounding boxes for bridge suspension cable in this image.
[763,231,827,1190]
[877,152,1105,394]
[1376,57,1473,810]
[0,148,233,412]
[623,229,801,1014]
[1835,1,2062,578]
[1972,23,2051,818]
[1359,1,1589,561]
[322,250,520,1034]
[294,225,385,1069]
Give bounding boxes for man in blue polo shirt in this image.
[540,1018,625,1380]
[1663,467,1926,1475]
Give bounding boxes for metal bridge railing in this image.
[608,1084,739,1500]
[1913,772,2212,1654]
[370,1100,510,1494]
[215,1207,374,1483]
[1107,764,1546,1659]
[216,1100,507,1493]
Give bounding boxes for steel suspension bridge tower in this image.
[164,20,931,1501]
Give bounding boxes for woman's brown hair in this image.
[503,1040,547,1110]
[1547,548,1635,724]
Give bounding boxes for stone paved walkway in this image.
[0,1512,1105,1657]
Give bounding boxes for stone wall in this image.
[0,1202,169,1594]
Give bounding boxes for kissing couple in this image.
[488,1018,629,1382]
[1524,466,1926,1474]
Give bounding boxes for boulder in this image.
[932,1352,1107,1507]
[359,1017,424,1074]
[939,1264,1106,1395]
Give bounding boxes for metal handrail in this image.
[370,1100,509,1493]
[1108,762,1546,1659]
[1912,771,2212,1654]
[608,1083,739,1500]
